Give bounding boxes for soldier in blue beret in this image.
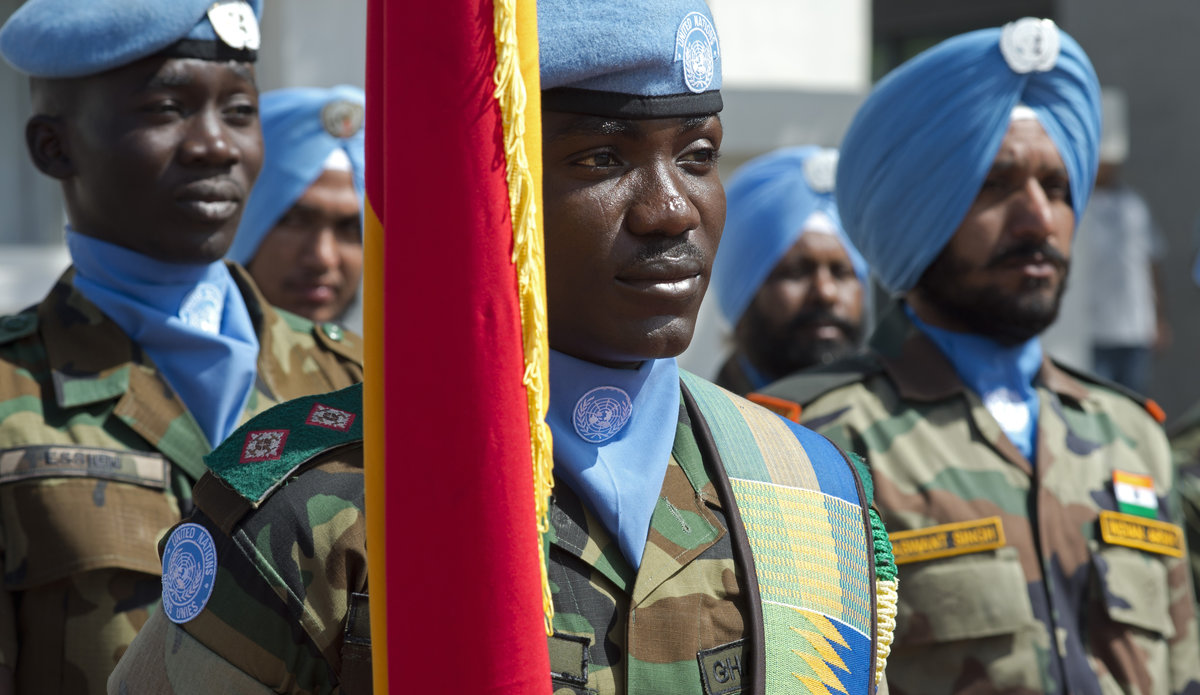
[229,85,366,327]
[110,0,893,693]
[0,3,364,693]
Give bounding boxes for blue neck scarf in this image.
[68,231,260,449]
[548,350,680,570]
[906,306,1043,461]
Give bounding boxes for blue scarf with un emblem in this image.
[68,231,259,450]
[547,350,680,570]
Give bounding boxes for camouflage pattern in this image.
[764,302,1200,695]
[0,264,363,695]
[114,377,883,695]
[1168,403,1200,607]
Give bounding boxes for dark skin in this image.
[736,231,864,380]
[541,111,725,367]
[26,56,262,264]
[909,119,1075,344]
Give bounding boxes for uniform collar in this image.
[869,301,1090,404]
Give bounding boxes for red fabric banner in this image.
[364,1,551,692]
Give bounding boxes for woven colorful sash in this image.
[681,371,886,694]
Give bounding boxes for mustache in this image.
[786,308,860,338]
[630,239,705,264]
[985,240,1068,269]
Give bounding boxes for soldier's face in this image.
[914,119,1074,344]
[60,56,263,263]
[737,232,864,376]
[247,169,363,323]
[541,111,726,366]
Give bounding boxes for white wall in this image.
[709,0,870,92]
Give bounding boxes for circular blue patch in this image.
[573,386,633,443]
[161,523,218,625]
[674,11,720,94]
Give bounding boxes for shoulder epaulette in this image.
[204,383,364,506]
[0,311,38,345]
[1052,360,1167,424]
[314,320,363,363]
[759,352,883,407]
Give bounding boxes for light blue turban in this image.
[0,0,262,78]
[538,0,721,117]
[836,18,1101,294]
[712,146,867,325]
[228,85,366,266]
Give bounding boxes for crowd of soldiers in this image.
[0,0,1196,693]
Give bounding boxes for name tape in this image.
[890,516,1006,565]
[0,445,166,488]
[1098,510,1184,557]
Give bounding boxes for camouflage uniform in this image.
[1168,403,1200,607]
[112,379,886,695]
[713,354,757,396]
[0,265,363,695]
[763,303,1200,695]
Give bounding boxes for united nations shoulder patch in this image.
[162,523,219,624]
[674,11,720,94]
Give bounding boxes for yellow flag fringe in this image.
[492,0,555,632]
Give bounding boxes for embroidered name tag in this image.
[0,445,167,489]
[891,516,1006,565]
[548,633,590,687]
[1098,510,1184,557]
[697,639,747,695]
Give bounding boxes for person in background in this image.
[710,146,867,396]
[227,85,366,330]
[0,2,363,692]
[763,18,1199,695]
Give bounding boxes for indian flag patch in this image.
[1113,470,1158,519]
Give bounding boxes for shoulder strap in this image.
[203,383,364,507]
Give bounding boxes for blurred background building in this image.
[1,0,1199,421]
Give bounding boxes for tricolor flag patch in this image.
[1113,470,1158,519]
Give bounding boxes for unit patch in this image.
[306,402,356,432]
[1098,510,1184,557]
[162,523,218,624]
[0,445,166,488]
[891,516,1006,565]
[697,639,746,695]
[240,429,289,463]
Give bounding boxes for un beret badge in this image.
[1000,17,1060,74]
[321,99,366,139]
[804,149,839,194]
[207,1,261,51]
[674,12,720,94]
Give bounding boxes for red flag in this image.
[364,1,552,692]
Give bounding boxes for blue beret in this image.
[0,0,262,78]
[836,18,1101,294]
[712,146,868,325]
[538,0,722,118]
[229,85,366,266]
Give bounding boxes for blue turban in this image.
[0,0,262,78]
[538,0,721,117]
[712,146,868,325]
[228,85,366,266]
[836,18,1101,294]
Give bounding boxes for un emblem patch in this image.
[162,523,219,625]
[573,386,633,443]
[674,12,720,94]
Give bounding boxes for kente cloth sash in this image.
[680,371,878,695]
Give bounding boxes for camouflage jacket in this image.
[1168,402,1200,607]
[713,353,758,396]
[111,379,884,695]
[0,265,363,695]
[763,303,1200,695]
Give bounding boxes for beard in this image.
[916,240,1069,345]
[739,307,863,380]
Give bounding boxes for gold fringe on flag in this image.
[492,0,556,632]
[875,577,898,685]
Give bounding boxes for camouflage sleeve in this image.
[108,610,278,695]
[172,450,367,695]
[1169,420,1200,607]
